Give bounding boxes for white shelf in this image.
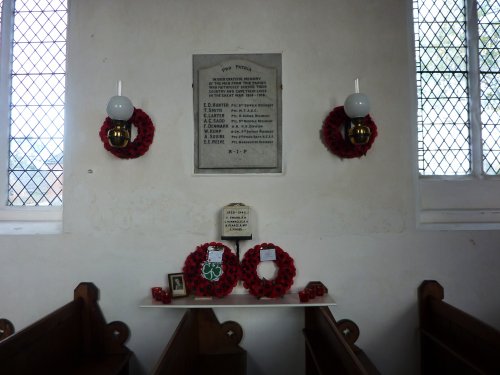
[140,293,335,309]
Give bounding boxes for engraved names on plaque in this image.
[221,203,252,239]
[194,54,282,173]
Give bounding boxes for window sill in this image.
[0,207,63,235]
[417,178,500,230]
[0,220,62,235]
[418,209,500,230]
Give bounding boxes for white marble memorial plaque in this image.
[194,54,282,173]
[221,203,251,239]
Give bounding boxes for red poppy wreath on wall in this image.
[99,108,155,159]
[321,106,377,159]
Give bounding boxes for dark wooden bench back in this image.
[304,306,380,375]
[152,308,246,375]
[419,280,500,374]
[0,282,131,374]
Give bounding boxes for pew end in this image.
[0,282,132,375]
[152,308,246,375]
[304,306,380,375]
[419,280,500,374]
[0,319,14,341]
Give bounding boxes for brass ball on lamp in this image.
[344,87,371,146]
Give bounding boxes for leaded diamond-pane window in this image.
[414,0,500,176]
[413,0,470,175]
[479,0,500,174]
[7,0,67,206]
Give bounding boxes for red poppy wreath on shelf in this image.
[240,243,296,299]
[321,106,377,159]
[183,242,240,298]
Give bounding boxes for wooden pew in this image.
[303,306,380,375]
[0,282,132,375]
[0,319,14,341]
[419,280,500,374]
[151,308,246,375]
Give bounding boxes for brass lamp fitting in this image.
[348,118,371,145]
[107,120,131,148]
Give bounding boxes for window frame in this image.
[409,0,500,230]
[0,0,63,232]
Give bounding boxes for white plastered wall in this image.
[1,1,500,374]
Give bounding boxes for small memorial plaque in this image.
[194,54,282,174]
[221,203,252,240]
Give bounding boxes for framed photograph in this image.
[168,273,188,298]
